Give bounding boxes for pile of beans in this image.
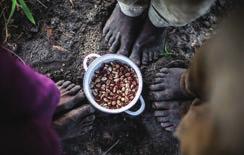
[91,61,138,109]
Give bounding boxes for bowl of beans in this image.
[83,53,145,116]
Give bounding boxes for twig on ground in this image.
[52,45,69,52]
[2,8,10,43]
[102,139,120,155]
[36,0,48,9]
[69,0,74,7]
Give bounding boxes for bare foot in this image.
[153,100,192,132]
[149,68,192,101]
[130,17,167,66]
[53,80,95,140]
[103,4,144,55]
[149,68,194,132]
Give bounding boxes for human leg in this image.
[103,0,149,55]
[149,34,209,132]
[130,0,216,66]
[177,7,244,155]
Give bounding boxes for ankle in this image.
[145,17,165,33]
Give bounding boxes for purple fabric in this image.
[0,46,61,155]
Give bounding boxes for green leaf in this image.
[162,43,173,59]
[18,0,36,25]
[7,0,17,24]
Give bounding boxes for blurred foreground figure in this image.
[0,46,95,154]
[176,6,244,155]
[103,0,215,66]
[150,3,244,155]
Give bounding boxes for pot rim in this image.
[83,54,143,114]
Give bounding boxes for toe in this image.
[67,85,81,95]
[153,101,170,109]
[157,117,169,123]
[154,111,169,117]
[159,68,169,73]
[64,83,76,91]
[161,122,172,128]
[61,83,75,94]
[130,45,142,66]
[149,83,165,91]
[60,81,72,89]
[149,91,167,101]
[117,49,129,56]
[56,91,85,114]
[117,40,132,56]
[142,51,149,65]
[165,126,176,132]
[105,31,113,43]
[80,105,95,116]
[153,101,180,110]
[150,77,164,84]
[58,105,94,125]
[56,80,65,86]
[108,35,116,47]
[109,32,120,52]
[155,72,167,78]
[80,115,96,124]
[103,23,110,36]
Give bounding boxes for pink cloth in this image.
[0,46,61,155]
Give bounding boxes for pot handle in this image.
[125,96,145,116]
[83,53,101,71]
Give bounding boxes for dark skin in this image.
[149,68,193,132]
[153,100,192,132]
[53,80,95,140]
[103,5,166,66]
[130,17,166,66]
[103,4,144,56]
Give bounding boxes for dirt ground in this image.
[3,0,231,154]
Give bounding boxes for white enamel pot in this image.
[83,53,145,116]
